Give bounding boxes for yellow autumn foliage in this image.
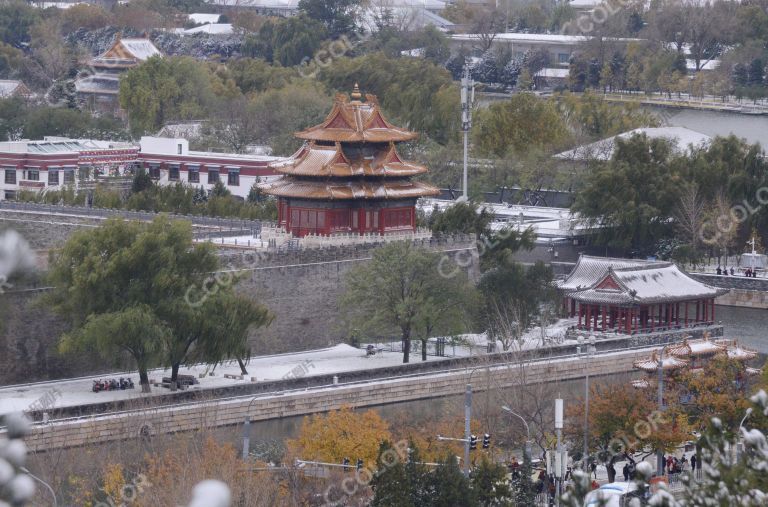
[286,406,391,467]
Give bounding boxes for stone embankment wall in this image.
[19,347,647,453]
[690,273,768,309]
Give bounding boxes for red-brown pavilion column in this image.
[585,305,591,330]
[571,299,576,317]
[578,304,582,328]
[594,306,599,329]
[684,302,688,326]
[601,305,606,331]
[711,299,716,321]
[667,303,671,327]
[676,303,680,326]
[703,299,708,321]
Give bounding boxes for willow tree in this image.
[47,216,271,391]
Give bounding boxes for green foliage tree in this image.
[298,0,358,38]
[426,453,476,506]
[341,241,474,363]
[46,217,270,388]
[470,455,513,506]
[431,201,493,239]
[60,305,169,392]
[119,56,227,135]
[473,93,570,158]
[572,134,683,254]
[0,1,39,47]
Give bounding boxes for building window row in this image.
[4,169,15,184]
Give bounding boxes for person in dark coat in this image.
[622,463,630,482]
[691,454,697,472]
[716,266,722,275]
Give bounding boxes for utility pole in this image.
[555,398,564,507]
[464,383,472,477]
[460,65,474,202]
[657,349,664,476]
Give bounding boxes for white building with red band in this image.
[0,137,281,201]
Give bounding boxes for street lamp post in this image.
[464,383,472,477]
[242,398,259,461]
[578,335,596,469]
[20,467,57,507]
[501,405,531,462]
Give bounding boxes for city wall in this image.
[0,210,480,384]
[689,273,768,309]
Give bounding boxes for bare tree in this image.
[674,183,707,268]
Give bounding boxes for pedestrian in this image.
[607,462,616,483]
[691,454,697,473]
[716,266,722,275]
[746,268,752,277]
[666,455,674,474]
[622,463,630,482]
[681,456,689,471]
[731,267,735,275]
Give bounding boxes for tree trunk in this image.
[421,339,428,361]
[237,357,249,375]
[171,363,180,382]
[139,369,151,393]
[402,329,410,364]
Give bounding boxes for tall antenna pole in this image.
[460,64,473,202]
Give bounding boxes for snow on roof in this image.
[666,338,727,357]
[452,33,640,45]
[74,74,120,94]
[0,80,24,98]
[535,68,570,79]
[119,38,162,60]
[558,255,657,291]
[561,255,727,304]
[554,127,712,161]
[631,378,650,388]
[724,344,758,361]
[183,23,233,35]
[188,13,221,24]
[634,351,688,372]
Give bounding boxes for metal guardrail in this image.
[0,200,268,236]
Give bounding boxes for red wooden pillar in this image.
[711,299,715,321]
[684,302,688,326]
[585,304,591,330]
[666,303,671,327]
[650,305,655,331]
[601,305,606,331]
[634,308,639,333]
[578,304,582,328]
[695,300,700,322]
[594,306,599,329]
[625,308,631,334]
[571,299,576,317]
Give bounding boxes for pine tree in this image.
[471,455,512,506]
[370,441,416,507]
[426,454,476,506]
[748,58,764,87]
[500,59,521,88]
[733,63,749,87]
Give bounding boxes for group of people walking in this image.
[716,266,759,277]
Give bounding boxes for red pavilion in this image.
[259,85,439,237]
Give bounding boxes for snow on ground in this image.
[0,344,442,415]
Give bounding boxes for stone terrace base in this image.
[565,324,725,344]
[259,224,433,249]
